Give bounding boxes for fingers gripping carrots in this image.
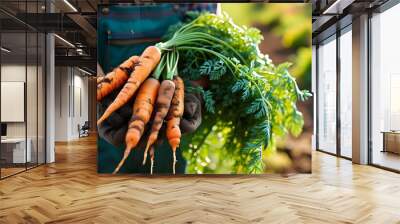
[97,55,140,101]
[166,76,185,174]
[113,78,160,174]
[97,46,161,126]
[143,80,176,165]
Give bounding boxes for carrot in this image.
[149,146,155,175]
[166,117,181,174]
[113,78,160,174]
[97,46,161,125]
[142,79,176,165]
[166,76,184,174]
[97,55,140,101]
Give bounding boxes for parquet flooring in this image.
[1,136,400,223]
[1,167,26,178]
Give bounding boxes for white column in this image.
[45,0,55,163]
[352,14,369,164]
[46,33,55,163]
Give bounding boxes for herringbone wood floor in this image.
[1,136,400,224]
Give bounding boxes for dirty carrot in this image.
[113,78,160,174]
[142,79,175,165]
[96,55,140,101]
[97,46,161,125]
[166,76,184,174]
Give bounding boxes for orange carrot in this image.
[113,78,160,174]
[166,117,181,174]
[166,76,184,174]
[143,79,176,165]
[149,146,155,175]
[97,46,161,125]
[97,55,140,101]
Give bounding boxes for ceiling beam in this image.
[312,15,335,33]
[67,13,97,46]
[322,0,356,14]
[55,55,96,71]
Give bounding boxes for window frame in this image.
[315,21,353,160]
[367,1,400,173]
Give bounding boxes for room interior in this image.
[0,30,46,177]
[370,5,400,170]
[313,0,400,172]
[0,0,96,179]
[0,0,399,222]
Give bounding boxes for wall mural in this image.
[97,3,312,174]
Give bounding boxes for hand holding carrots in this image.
[97,46,188,175]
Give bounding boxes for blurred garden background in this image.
[183,3,312,174]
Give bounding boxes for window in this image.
[339,27,352,158]
[317,35,337,154]
[370,3,400,171]
[0,1,46,179]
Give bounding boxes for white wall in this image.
[1,65,25,139]
[54,66,89,141]
[1,65,39,137]
[55,67,69,141]
[72,73,89,138]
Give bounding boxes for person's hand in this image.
[180,92,202,134]
[97,89,133,147]
[98,87,203,147]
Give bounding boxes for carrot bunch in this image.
[98,12,310,174]
[96,12,258,175]
[97,46,184,174]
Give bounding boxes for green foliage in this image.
[162,12,310,174]
[199,59,227,80]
